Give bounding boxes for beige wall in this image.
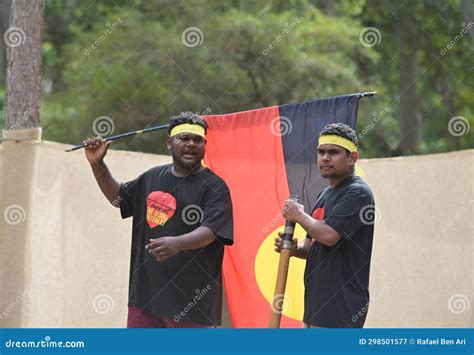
[362,150,472,328]
[0,141,472,328]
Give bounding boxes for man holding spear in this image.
[275,123,375,328]
[83,112,234,328]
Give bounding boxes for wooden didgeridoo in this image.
[268,196,298,328]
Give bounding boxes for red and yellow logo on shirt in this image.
[146,191,177,228]
[312,207,325,220]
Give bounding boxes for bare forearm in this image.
[296,213,341,247]
[176,226,216,251]
[90,160,121,206]
[294,239,311,259]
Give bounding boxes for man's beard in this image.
[320,171,337,179]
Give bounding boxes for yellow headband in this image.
[318,135,357,152]
[318,134,365,176]
[169,123,206,138]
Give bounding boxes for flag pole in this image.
[360,91,378,98]
[64,124,170,152]
[65,92,376,153]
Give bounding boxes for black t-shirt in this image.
[119,164,233,326]
[303,174,375,328]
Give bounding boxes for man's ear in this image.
[166,136,172,150]
[350,151,359,164]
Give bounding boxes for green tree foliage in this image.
[357,0,473,156]
[2,0,471,156]
[41,0,378,154]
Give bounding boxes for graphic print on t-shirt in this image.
[146,191,177,228]
[312,207,325,220]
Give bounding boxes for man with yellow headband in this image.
[275,123,375,328]
[83,112,234,328]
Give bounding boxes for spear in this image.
[64,124,170,152]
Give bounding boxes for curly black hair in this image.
[319,123,358,152]
[168,112,208,134]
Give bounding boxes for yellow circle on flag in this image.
[254,224,307,321]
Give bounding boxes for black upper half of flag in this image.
[279,93,360,212]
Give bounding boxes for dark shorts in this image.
[127,307,212,328]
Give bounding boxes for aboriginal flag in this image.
[203,94,361,327]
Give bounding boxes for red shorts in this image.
[127,307,212,328]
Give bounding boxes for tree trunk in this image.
[0,0,11,85]
[461,0,474,46]
[4,0,45,130]
[396,5,421,155]
[0,0,44,328]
